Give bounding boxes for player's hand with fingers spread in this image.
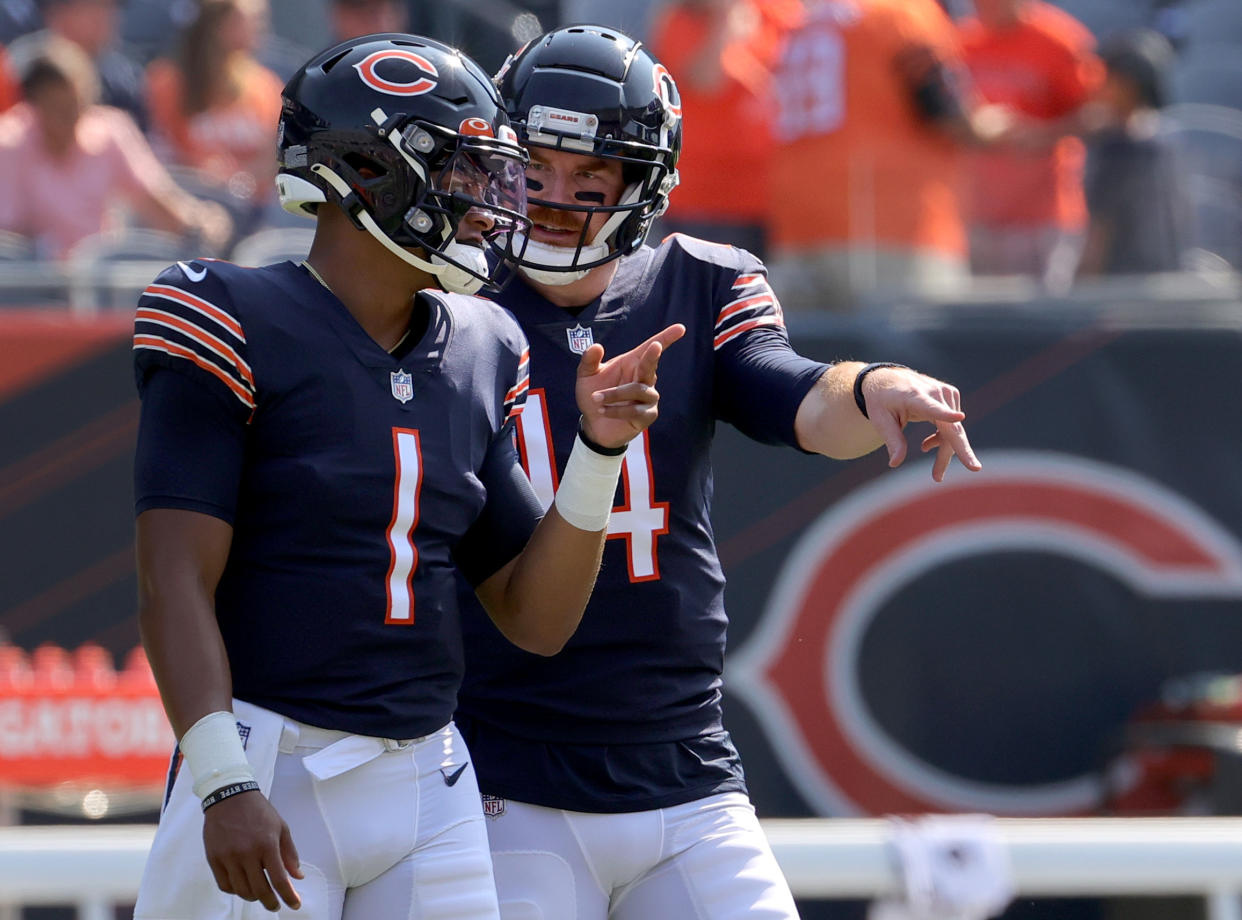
[203,791,303,912]
[575,323,686,449]
[857,364,982,482]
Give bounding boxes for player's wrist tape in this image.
[200,780,261,813]
[179,710,256,801]
[553,428,626,531]
[852,363,908,419]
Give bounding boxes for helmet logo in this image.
[652,64,682,125]
[459,117,495,138]
[354,49,439,96]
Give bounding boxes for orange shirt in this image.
[0,47,18,114]
[768,0,966,256]
[146,56,283,200]
[652,1,802,222]
[959,2,1103,229]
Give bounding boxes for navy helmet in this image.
[277,33,531,293]
[495,25,682,282]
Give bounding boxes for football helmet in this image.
[494,24,682,284]
[277,33,530,294]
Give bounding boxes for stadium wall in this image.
[3,300,1242,829]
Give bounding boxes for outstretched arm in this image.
[475,324,686,654]
[794,361,981,482]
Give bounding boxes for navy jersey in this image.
[456,235,830,811]
[133,259,543,739]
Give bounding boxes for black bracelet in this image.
[852,363,908,419]
[201,780,261,812]
[576,419,627,456]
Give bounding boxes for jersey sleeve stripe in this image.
[503,349,531,424]
[505,349,531,404]
[733,273,764,289]
[505,376,530,406]
[135,307,256,389]
[713,315,784,349]
[143,284,246,342]
[133,335,257,409]
[716,293,781,326]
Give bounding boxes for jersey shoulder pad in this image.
[436,290,529,361]
[133,258,256,412]
[434,290,530,426]
[658,231,764,275]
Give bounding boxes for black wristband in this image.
[853,363,908,419]
[576,419,627,456]
[201,780,261,812]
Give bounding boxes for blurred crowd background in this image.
[0,0,1239,314]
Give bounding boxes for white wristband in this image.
[553,432,626,532]
[179,710,256,800]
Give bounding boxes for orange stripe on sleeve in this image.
[133,335,256,409]
[135,308,255,389]
[713,315,783,349]
[143,285,245,341]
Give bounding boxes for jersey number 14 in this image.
[518,390,668,582]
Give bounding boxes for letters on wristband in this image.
[553,429,626,531]
[852,362,908,420]
[200,780,261,812]
[179,710,257,801]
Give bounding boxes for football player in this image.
[454,25,981,919]
[132,33,682,920]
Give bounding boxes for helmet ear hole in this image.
[342,153,386,180]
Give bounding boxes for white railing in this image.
[5,819,1242,920]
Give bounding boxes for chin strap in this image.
[515,183,646,285]
[514,236,602,285]
[431,243,489,295]
[309,164,487,295]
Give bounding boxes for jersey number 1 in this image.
[519,390,668,582]
[385,428,422,624]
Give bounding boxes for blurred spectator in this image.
[958,0,1103,288]
[0,37,231,259]
[7,0,149,131]
[1076,28,1190,277]
[650,0,802,258]
[0,0,41,43]
[0,44,19,111]
[329,0,407,42]
[767,0,1012,312]
[145,0,283,234]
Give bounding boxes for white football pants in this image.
[135,701,499,920]
[482,791,800,920]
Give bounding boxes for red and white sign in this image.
[0,645,173,788]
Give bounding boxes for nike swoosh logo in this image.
[441,763,469,787]
[178,261,207,283]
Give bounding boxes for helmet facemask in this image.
[492,25,684,285]
[297,108,530,295]
[507,131,678,286]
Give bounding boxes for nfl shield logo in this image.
[566,324,594,355]
[481,794,506,818]
[390,369,414,403]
